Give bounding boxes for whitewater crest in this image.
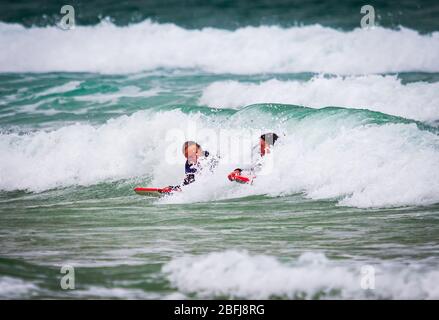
[163,250,439,299]
[0,21,438,74]
[1,105,439,208]
[199,75,439,122]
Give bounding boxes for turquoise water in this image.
[1,0,438,32]
[1,1,439,299]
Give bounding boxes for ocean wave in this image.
[0,110,168,192]
[73,85,161,105]
[199,75,439,122]
[0,276,39,299]
[163,250,439,299]
[35,81,82,97]
[1,21,439,74]
[1,106,438,208]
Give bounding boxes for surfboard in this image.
[134,187,177,196]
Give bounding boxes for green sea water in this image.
[1,190,439,299]
[1,0,439,299]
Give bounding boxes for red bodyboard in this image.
[234,175,251,184]
[228,172,252,184]
[134,187,176,196]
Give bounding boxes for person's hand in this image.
[227,168,242,181]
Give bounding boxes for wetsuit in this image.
[182,151,218,186]
[183,160,198,185]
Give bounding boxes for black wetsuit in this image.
[182,151,218,186]
[183,160,198,185]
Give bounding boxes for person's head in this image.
[182,141,205,163]
[260,133,279,156]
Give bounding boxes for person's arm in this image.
[228,168,242,181]
[228,159,262,181]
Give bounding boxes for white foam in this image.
[73,85,160,104]
[159,118,439,208]
[1,108,438,208]
[18,97,61,115]
[0,276,39,298]
[1,21,438,74]
[0,110,184,192]
[163,250,439,299]
[35,81,82,97]
[199,75,439,122]
[267,123,439,208]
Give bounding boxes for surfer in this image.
[169,141,217,190]
[228,132,279,182]
[182,141,208,185]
